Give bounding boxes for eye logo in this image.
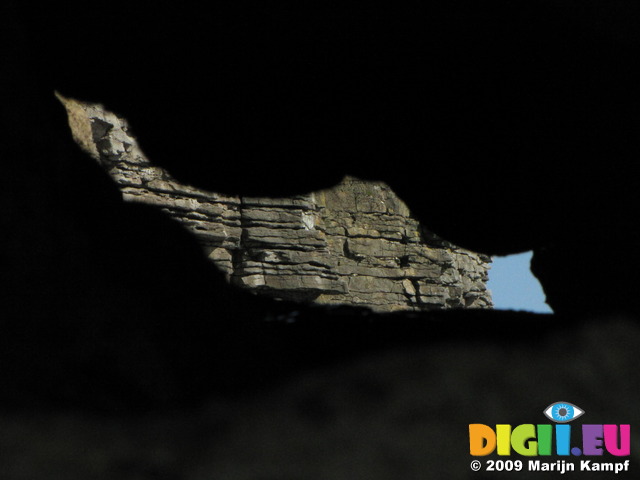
[543,401,585,423]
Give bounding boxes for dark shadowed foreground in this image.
[2,313,638,480]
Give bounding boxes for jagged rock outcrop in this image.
[61,98,492,312]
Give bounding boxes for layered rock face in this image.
[62,98,492,312]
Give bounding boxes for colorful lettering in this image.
[469,423,630,457]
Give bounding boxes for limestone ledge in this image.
[61,98,492,312]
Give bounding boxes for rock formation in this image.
[7,2,640,479]
[61,98,492,312]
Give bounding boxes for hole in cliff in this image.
[397,255,411,268]
[487,251,552,313]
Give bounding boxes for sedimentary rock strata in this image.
[61,98,492,312]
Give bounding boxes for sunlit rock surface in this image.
[61,99,492,312]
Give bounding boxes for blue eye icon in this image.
[543,402,585,423]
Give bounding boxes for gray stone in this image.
[60,99,493,313]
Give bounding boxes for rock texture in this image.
[61,98,492,312]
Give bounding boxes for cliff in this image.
[62,97,492,312]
